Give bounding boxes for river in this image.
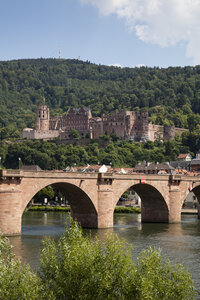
[8,211,200,294]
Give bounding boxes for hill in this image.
[1,58,200,137]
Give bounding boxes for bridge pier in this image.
[70,211,98,228]
[168,187,182,223]
[0,170,198,234]
[0,188,22,235]
[97,189,114,228]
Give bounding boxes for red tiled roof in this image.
[177,153,190,159]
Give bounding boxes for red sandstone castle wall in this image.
[148,123,164,141]
[28,105,189,142]
[36,105,49,131]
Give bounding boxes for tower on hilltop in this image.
[35,98,50,131]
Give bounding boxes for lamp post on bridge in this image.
[0,156,1,169]
[18,157,21,170]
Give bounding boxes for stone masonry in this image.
[22,104,188,142]
[0,169,199,235]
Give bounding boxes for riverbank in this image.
[28,206,198,215]
[181,208,198,214]
[28,205,141,214]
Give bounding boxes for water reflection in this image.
[8,212,200,293]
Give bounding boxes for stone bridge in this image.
[0,169,200,235]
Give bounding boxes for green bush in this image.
[114,206,141,214]
[28,205,140,214]
[28,206,70,212]
[39,220,196,300]
[0,236,49,300]
[0,220,196,299]
[134,247,196,299]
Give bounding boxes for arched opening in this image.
[182,189,198,210]
[116,183,169,223]
[117,187,141,207]
[23,182,98,229]
[188,185,200,218]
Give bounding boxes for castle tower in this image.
[133,111,149,141]
[164,125,175,140]
[36,102,50,131]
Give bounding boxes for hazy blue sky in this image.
[1,0,199,67]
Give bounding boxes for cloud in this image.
[109,63,122,68]
[80,0,200,64]
[135,64,146,68]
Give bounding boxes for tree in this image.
[34,186,55,203]
[39,220,196,300]
[0,235,48,300]
[134,247,196,300]
[69,129,81,140]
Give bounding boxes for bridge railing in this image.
[0,169,24,177]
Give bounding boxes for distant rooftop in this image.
[20,165,42,171]
[177,153,191,159]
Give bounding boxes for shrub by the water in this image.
[0,236,47,299]
[0,220,196,299]
[114,206,141,214]
[39,220,196,300]
[28,205,71,212]
[28,205,140,214]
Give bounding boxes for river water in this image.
[8,212,200,294]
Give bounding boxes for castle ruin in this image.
[22,104,187,142]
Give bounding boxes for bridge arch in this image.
[191,185,200,202]
[114,182,169,223]
[19,179,98,231]
[189,184,200,219]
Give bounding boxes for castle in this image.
[22,104,187,142]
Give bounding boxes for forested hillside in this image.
[1,58,200,168]
[1,58,200,136]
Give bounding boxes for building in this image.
[22,104,60,140]
[50,107,92,139]
[135,162,175,174]
[22,103,188,142]
[177,153,192,161]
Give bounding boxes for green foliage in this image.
[134,247,196,300]
[69,129,81,140]
[28,205,140,214]
[0,137,195,170]
[0,220,196,299]
[1,58,200,132]
[39,220,196,300]
[28,205,71,212]
[0,236,48,300]
[39,221,133,300]
[34,186,55,203]
[114,206,141,214]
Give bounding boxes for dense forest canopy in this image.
[0,58,200,168]
[1,58,200,133]
[0,134,198,170]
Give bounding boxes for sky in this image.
[1,0,200,68]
